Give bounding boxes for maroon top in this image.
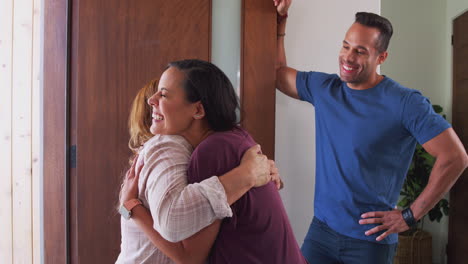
[187,127,307,264]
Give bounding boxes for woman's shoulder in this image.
[141,134,192,157]
[201,127,252,147]
[193,127,255,160]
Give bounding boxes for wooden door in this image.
[69,1,212,263]
[46,0,211,263]
[44,0,276,263]
[448,10,468,264]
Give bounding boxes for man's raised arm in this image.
[275,0,299,99]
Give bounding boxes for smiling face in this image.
[147,67,201,136]
[339,23,387,90]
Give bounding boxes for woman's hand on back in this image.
[240,145,271,187]
[269,160,284,190]
[120,155,144,204]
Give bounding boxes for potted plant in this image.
[394,105,449,264]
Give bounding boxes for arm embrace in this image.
[120,137,276,263]
[142,136,230,242]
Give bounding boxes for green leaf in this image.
[440,199,448,206]
[398,198,409,208]
[428,209,442,222]
[413,181,422,191]
[433,105,443,113]
[443,205,449,215]
[421,152,435,164]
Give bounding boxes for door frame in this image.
[43,0,69,262]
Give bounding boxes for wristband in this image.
[118,199,142,220]
[402,207,417,227]
[277,13,288,24]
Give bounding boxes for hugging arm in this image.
[122,141,222,264]
[140,140,270,242]
[130,203,221,264]
[123,141,272,262]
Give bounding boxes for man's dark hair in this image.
[168,59,239,132]
[355,12,393,53]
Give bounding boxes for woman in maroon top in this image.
[122,59,307,263]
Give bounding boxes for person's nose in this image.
[343,49,356,63]
[147,92,159,107]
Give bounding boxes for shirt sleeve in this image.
[401,91,451,144]
[296,71,337,105]
[142,137,232,243]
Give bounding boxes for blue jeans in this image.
[301,217,397,264]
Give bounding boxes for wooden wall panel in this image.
[43,0,68,262]
[32,0,42,261]
[0,0,41,263]
[241,0,276,159]
[69,1,211,263]
[0,0,14,262]
[12,0,34,261]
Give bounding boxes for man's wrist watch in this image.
[402,207,417,227]
[118,198,142,220]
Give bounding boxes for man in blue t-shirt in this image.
[274,1,468,263]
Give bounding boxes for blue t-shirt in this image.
[296,71,451,244]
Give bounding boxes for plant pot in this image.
[394,229,432,264]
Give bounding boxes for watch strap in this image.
[124,198,142,212]
[402,207,417,227]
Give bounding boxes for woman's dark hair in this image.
[168,59,239,131]
[355,12,393,53]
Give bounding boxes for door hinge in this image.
[451,35,454,45]
[69,145,77,169]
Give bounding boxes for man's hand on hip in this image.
[359,209,410,241]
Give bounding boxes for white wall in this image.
[381,0,448,116]
[381,0,468,125]
[276,0,380,246]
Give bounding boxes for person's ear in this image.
[193,102,205,119]
[377,51,388,65]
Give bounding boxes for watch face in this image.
[118,205,131,220]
